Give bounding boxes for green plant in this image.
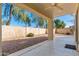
[26,33,34,37]
[54,19,66,28]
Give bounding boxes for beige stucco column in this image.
[75,4,79,51]
[48,18,53,40]
[47,7,54,40]
[47,6,54,40]
[0,4,2,55]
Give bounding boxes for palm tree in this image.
[32,15,45,33]
[3,4,13,25]
[2,4,29,25]
[38,17,45,28]
[16,10,31,36]
[54,19,66,33]
[32,14,44,28]
[61,21,66,28]
[44,20,48,34]
[11,6,31,37]
[3,3,31,37]
[31,13,48,34]
[44,20,48,28]
[54,19,66,28]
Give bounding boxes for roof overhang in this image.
[15,3,78,20]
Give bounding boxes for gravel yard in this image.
[2,36,48,56]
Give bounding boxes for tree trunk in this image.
[25,24,28,37]
[6,4,12,25]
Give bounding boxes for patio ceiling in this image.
[15,3,78,19]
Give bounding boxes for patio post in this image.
[48,19,53,40]
[0,4,2,56]
[75,4,79,51]
[47,6,54,40]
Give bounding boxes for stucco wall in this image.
[2,25,46,41]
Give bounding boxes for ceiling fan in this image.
[45,3,64,11]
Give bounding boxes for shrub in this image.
[26,33,34,37]
[66,33,71,35]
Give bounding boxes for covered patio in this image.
[9,35,79,56]
[1,3,79,56]
[15,3,79,51]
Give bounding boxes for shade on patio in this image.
[14,3,79,51]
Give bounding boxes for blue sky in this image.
[2,4,75,28]
[55,14,75,27]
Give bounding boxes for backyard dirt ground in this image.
[2,36,48,56]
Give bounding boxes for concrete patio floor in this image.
[9,35,79,56]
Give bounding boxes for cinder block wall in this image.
[2,25,46,41]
